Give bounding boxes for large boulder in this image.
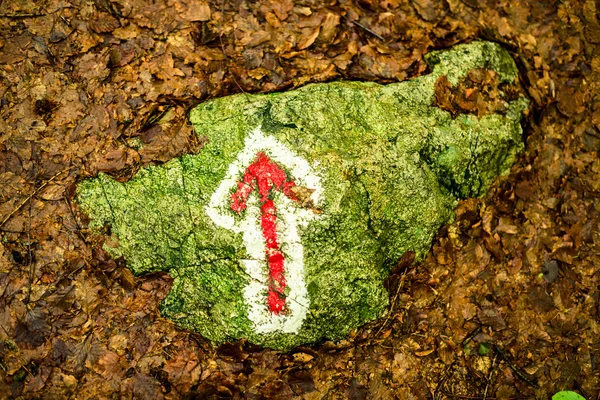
[77,41,528,350]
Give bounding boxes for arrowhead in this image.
[231,151,299,215]
[205,127,323,235]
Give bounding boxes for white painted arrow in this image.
[205,127,323,334]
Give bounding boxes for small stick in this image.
[440,392,535,400]
[219,0,249,99]
[352,21,384,41]
[26,198,33,303]
[482,354,498,400]
[63,195,86,242]
[0,13,46,18]
[433,360,457,400]
[375,269,407,336]
[493,345,539,389]
[0,166,72,229]
[434,327,481,400]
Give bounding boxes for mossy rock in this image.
[77,41,528,351]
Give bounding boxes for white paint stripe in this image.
[205,127,322,334]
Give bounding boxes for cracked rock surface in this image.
[77,41,528,350]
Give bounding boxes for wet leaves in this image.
[434,69,521,118]
[0,0,599,397]
[14,307,50,348]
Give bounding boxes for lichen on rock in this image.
[76,41,528,351]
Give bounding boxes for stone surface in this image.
[76,41,528,350]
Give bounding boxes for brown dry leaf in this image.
[49,18,73,43]
[271,0,293,21]
[557,86,586,117]
[60,374,78,388]
[132,373,165,400]
[286,370,316,395]
[163,349,201,392]
[477,307,507,330]
[0,34,29,63]
[2,0,600,397]
[95,149,127,173]
[24,365,52,392]
[585,23,600,44]
[74,335,104,371]
[74,51,110,82]
[139,120,194,163]
[515,180,535,200]
[239,31,271,48]
[190,47,226,62]
[298,27,321,50]
[265,11,282,29]
[113,24,142,40]
[97,351,125,381]
[110,42,137,67]
[294,6,312,16]
[292,352,314,363]
[89,13,121,33]
[148,52,186,81]
[39,184,65,201]
[248,67,270,80]
[318,12,340,43]
[496,217,518,234]
[346,379,367,400]
[415,348,435,357]
[179,1,211,22]
[413,0,448,21]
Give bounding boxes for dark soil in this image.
[1,0,599,398]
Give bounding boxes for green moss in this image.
[77,41,528,350]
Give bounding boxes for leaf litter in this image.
[0,0,599,398]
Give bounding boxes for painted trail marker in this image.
[76,41,529,350]
[205,128,322,334]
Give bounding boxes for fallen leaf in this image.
[413,0,447,21]
[415,348,436,357]
[346,379,367,400]
[298,27,320,50]
[318,12,340,43]
[477,307,507,330]
[40,184,65,201]
[271,0,293,21]
[89,13,121,33]
[97,351,125,380]
[292,352,314,362]
[287,370,316,394]
[95,149,127,173]
[180,1,211,22]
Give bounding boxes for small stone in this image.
[76,41,528,351]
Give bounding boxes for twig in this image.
[440,392,535,400]
[433,360,457,400]
[482,354,498,400]
[63,195,86,242]
[219,0,249,99]
[26,196,33,303]
[0,13,46,18]
[0,166,72,229]
[434,327,481,400]
[352,21,384,41]
[493,345,539,389]
[375,269,407,336]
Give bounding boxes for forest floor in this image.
[1,0,600,398]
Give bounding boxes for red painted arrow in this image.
[231,152,299,314]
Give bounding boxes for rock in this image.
[76,41,528,350]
